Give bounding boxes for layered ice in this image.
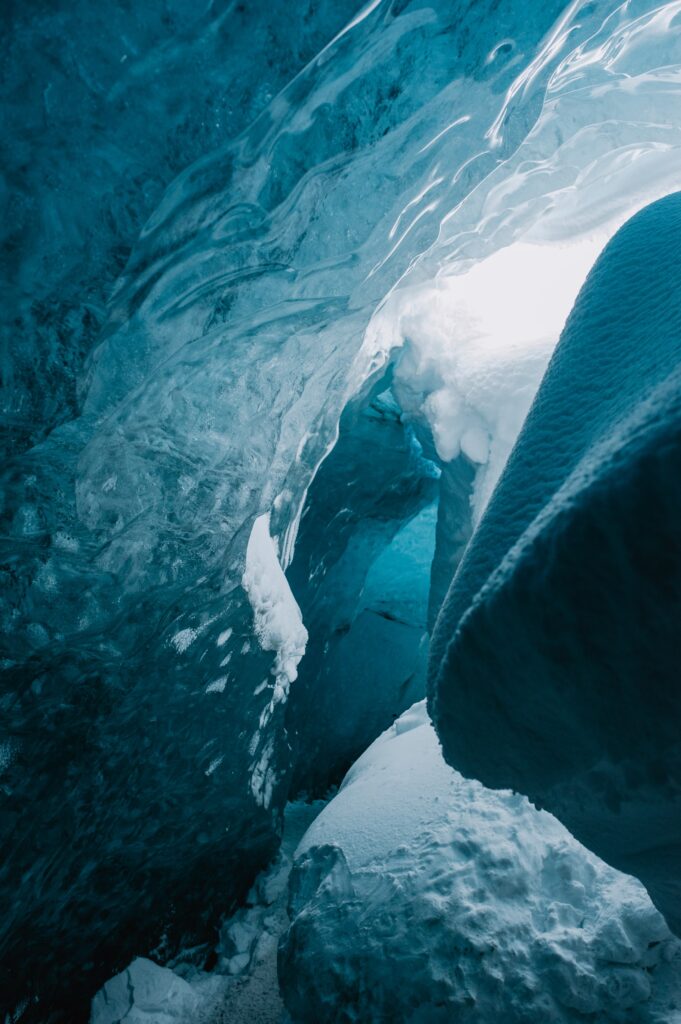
[281,703,681,1023]
[430,192,681,936]
[1,0,362,459]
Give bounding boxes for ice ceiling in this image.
[2,0,681,1018]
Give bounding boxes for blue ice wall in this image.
[286,382,439,795]
[430,192,681,936]
[2,2,575,1017]
[1,0,361,458]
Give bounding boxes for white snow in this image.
[366,237,605,522]
[241,513,308,702]
[282,702,681,1023]
[91,958,200,1024]
[169,628,198,654]
[205,677,228,694]
[216,628,232,647]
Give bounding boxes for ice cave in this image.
[2,0,681,1021]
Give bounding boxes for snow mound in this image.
[280,703,681,1024]
[382,238,602,522]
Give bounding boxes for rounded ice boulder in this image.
[429,192,681,935]
[279,704,681,1023]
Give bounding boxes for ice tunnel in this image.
[2,0,681,1020]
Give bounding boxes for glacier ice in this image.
[1,0,361,459]
[242,510,308,804]
[281,703,681,1023]
[91,958,201,1024]
[284,382,438,795]
[430,192,681,937]
[4,0,681,1018]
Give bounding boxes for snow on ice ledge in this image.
[242,512,308,702]
[242,512,308,808]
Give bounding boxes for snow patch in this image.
[205,677,228,694]
[367,237,604,522]
[170,628,199,654]
[241,513,308,701]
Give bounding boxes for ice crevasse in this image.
[3,0,681,1019]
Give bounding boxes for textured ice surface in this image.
[430,192,681,936]
[243,516,308,704]
[91,959,201,1024]
[5,0,681,1017]
[1,0,361,459]
[387,239,602,520]
[281,703,681,1023]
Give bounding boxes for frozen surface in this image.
[91,959,201,1024]
[388,239,601,520]
[243,515,308,704]
[281,703,681,1023]
[1,0,362,459]
[430,192,681,936]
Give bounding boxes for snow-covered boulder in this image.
[280,703,681,1023]
[90,958,199,1024]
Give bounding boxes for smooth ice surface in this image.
[281,703,681,1023]
[430,192,681,936]
[1,0,362,459]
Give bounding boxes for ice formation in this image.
[430,190,681,937]
[385,239,603,520]
[281,703,681,1023]
[4,0,681,1018]
[91,802,324,1024]
[91,959,201,1024]
[284,383,439,795]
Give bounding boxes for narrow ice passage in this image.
[3,0,681,1020]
